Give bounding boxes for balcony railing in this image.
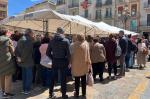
[68,3,79,8]
[144,3,150,9]
[104,15,112,19]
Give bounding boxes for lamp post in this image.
[118,4,130,30]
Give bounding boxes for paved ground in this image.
[1,62,150,99]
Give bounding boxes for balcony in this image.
[96,2,102,8]
[104,15,112,19]
[144,3,150,10]
[104,0,112,6]
[68,3,79,9]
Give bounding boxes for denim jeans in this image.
[49,66,68,96]
[22,67,33,92]
[125,53,131,69]
[41,66,52,87]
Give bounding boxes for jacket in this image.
[105,39,117,64]
[0,36,15,75]
[71,41,91,77]
[46,34,70,67]
[16,35,34,67]
[90,42,106,63]
[119,36,128,55]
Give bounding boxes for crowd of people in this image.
[0,27,149,99]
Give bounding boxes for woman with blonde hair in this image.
[70,34,91,98]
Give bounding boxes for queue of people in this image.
[0,27,149,99]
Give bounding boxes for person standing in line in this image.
[0,29,15,98]
[46,27,70,99]
[90,37,106,82]
[70,34,91,98]
[137,38,148,69]
[125,34,133,71]
[119,30,128,77]
[16,29,35,95]
[39,36,52,88]
[105,34,117,80]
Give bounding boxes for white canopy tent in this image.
[95,22,138,36]
[0,9,110,35]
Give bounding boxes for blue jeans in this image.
[41,66,52,87]
[125,53,131,69]
[22,67,33,92]
[49,67,68,96]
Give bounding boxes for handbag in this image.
[143,48,148,55]
[40,55,52,68]
[87,72,94,86]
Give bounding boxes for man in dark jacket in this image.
[16,29,34,95]
[119,30,128,76]
[125,34,133,71]
[46,27,70,99]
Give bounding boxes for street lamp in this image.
[118,4,130,30]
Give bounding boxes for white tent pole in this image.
[70,22,71,35]
[85,26,87,36]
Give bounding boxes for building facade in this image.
[115,0,140,32]
[140,0,150,38]
[24,0,147,33]
[0,0,7,20]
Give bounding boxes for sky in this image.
[8,0,42,16]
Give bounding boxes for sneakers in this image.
[2,93,14,99]
[49,93,56,99]
[114,76,117,80]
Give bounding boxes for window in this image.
[0,11,6,18]
[130,20,137,31]
[96,0,102,7]
[131,4,137,17]
[0,4,6,8]
[118,6,123,16]
[57,0,65,5]
[96,10,102,20]
[105,8,112,18]
[147,14,150,26]
[105,0,112,5]
[85,9,88,18]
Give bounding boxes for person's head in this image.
[57,27,64,34]
[14,30,19,35]
[93,37,99,43]
[119,30,124,37]
[86,35,93,42]
[0,29,7,36]
[76,34,85,42]
[138,38,142,43]
[72,35,77,42]
[36,34,42,41]
[128,34,132,39]
[109,34,114,39]
[41,37,50,44]
[25,28,34,38]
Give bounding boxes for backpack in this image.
[115,42,122,57]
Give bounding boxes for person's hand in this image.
[17,57,21,63]
[88,64,92,73]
